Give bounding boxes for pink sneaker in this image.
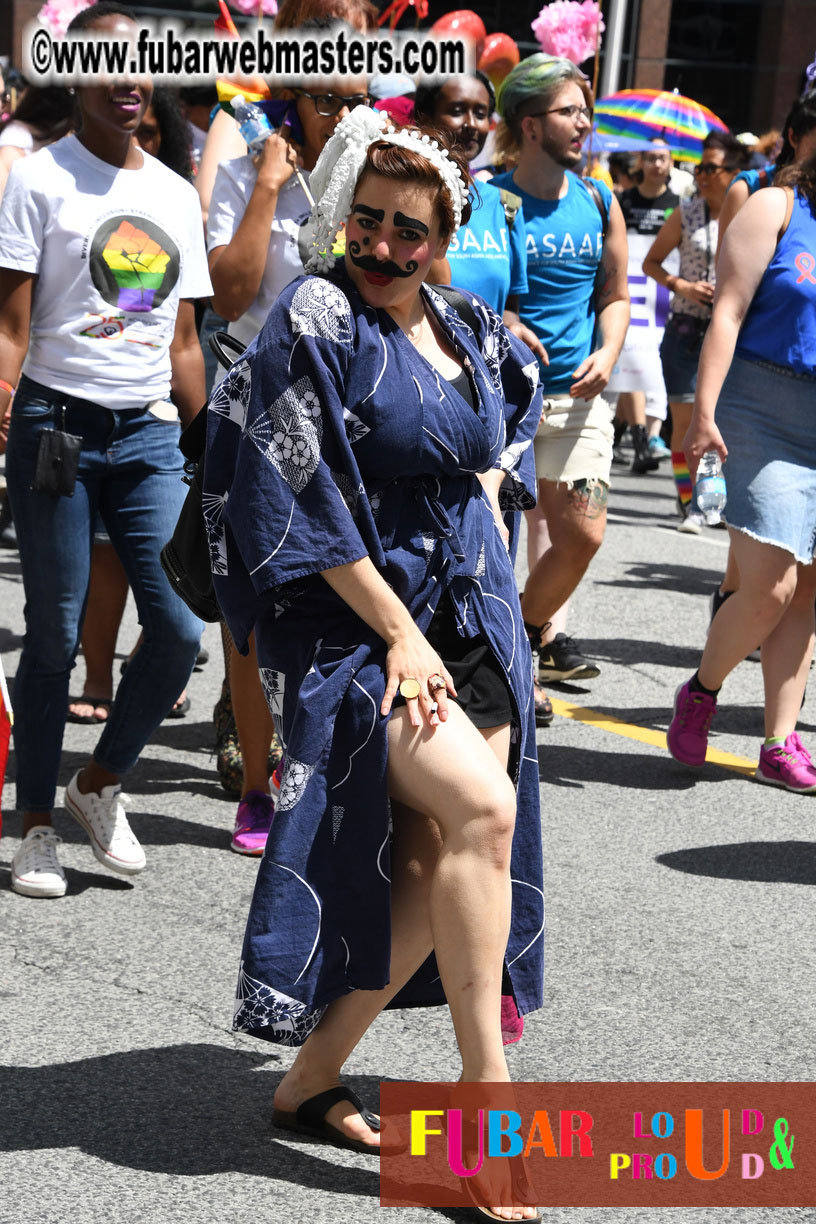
[667,680,717,767]
[230,790,275,855]
[756,732,816,793]
[501,994,524,1045]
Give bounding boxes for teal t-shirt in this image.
[445,179,528,314]
[490,170,612,392]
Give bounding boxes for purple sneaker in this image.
[230,790,275,856]
[756,732,816,793]
[667,680,717,767]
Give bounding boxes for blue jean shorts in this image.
[717,354,816,563]
[659,312,709,403]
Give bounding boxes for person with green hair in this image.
[491,53,630,711]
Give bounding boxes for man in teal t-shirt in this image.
[493,53,630,702]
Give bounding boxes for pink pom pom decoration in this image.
[531,0,604,66]
[229,0,279,14]
[37,0,93,38]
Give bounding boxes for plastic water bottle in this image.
[232,96,272,151]
[695,451,727,525]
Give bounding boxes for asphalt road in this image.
[1,445,814,1224]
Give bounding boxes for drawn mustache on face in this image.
[348,242,418,278]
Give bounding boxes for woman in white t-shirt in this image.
[0,3,212,899]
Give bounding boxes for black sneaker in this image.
[537,633,600,682]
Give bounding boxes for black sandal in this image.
[66,696,112,725]
[272,1086,381,1154]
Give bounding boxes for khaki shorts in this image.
[532,393,614,487]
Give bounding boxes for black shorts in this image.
[393,595,514,728]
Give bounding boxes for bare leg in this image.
[231,633,275,796]
[521,477,608,632]
[698,530,797,692]
[273,796,443,1140]
[69,540,129,721]
[761,560,816,738]
[719,545,741,595]
[523,501,568,643]
[275,708,516,1123]
[618,390,646,427]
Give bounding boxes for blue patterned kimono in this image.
[203,263,544,1046]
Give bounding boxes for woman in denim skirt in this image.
[666,154,816,792]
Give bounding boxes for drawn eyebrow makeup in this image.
[352,204,385,221]
[394,211,429,235]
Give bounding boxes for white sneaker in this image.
[677,512,704,535]
[64,771,146,875]
[11,826,67,898]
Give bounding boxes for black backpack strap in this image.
[582,177,609,240]
[432,283,480,334]
[178,331,250,463]
[498,187,522,231]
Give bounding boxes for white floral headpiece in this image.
[305,106,470,273]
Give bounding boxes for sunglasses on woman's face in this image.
[295,90,371,117]
[694,163,725,176]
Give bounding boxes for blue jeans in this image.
[6,375,202,812]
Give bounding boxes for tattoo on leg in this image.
[567,478,609,519]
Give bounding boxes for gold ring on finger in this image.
[399,676,422,700]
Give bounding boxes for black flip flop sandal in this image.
[165,695,191,719]
[272,1086,381,1155]
[67,697,112,725]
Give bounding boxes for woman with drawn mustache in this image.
[204,106,545,1220]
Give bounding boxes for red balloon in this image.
[477,32,520,88]
[430,9,486,59]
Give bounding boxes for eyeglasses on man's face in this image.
[528,104,594,123]
[295,90,371,117]
[694,162,725,176]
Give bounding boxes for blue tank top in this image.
[489,170,611,392]
[737,190,816,375]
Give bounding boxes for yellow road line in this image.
[548,696,758,778]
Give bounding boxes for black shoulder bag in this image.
[160,331,246,623]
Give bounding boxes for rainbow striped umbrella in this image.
[594,88,730,162]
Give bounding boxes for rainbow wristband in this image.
[0,379,14,396]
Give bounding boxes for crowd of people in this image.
[2,2,816,1217]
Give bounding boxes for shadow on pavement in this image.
[594,562,717,597]
[0,1043,381,1195]
[0,862,133,894]
[575,637,704,671]
[607,505,677,523]
[1,804,233,852]
[610,484,676,503]
[538,744,713,790]
[657,841,816,885]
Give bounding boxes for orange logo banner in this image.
[380,1082,816,1208]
